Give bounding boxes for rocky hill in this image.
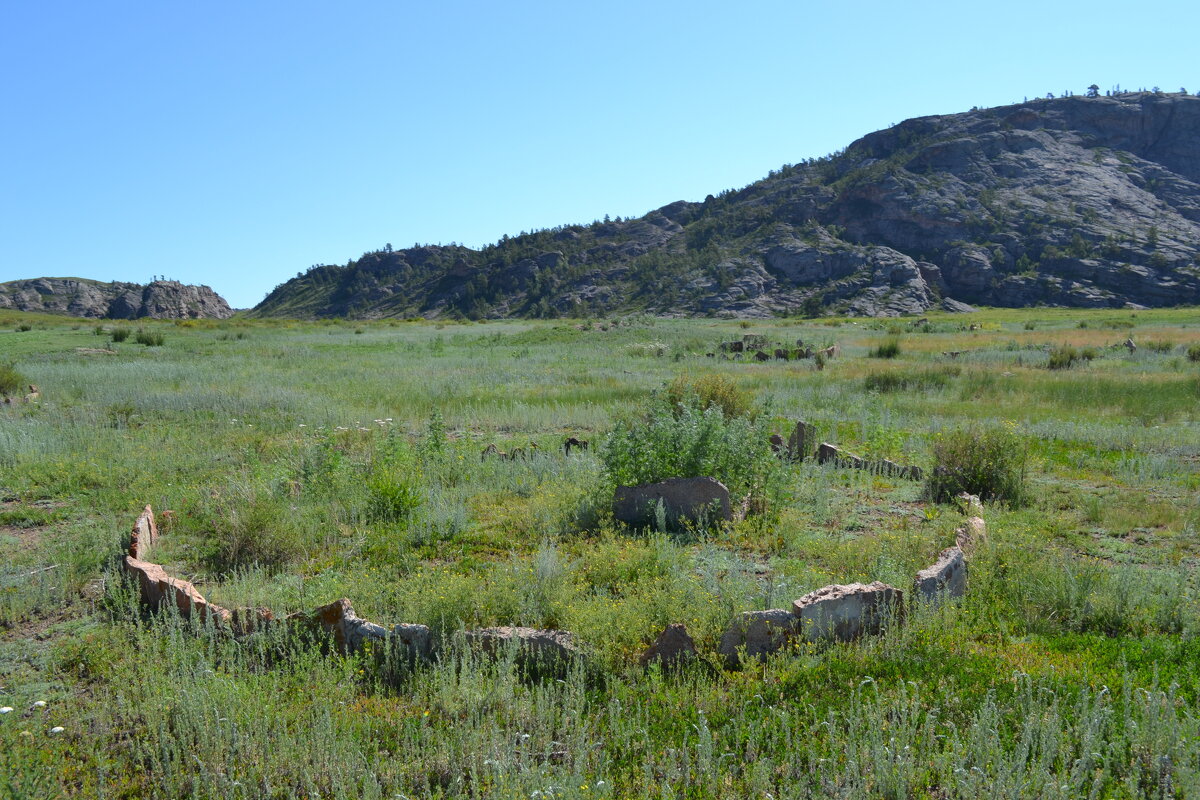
[251,91,1200,318]
[0,278,234,319]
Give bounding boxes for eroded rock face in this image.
[792,582,904,642]
[914,547,967,602]
[0,278,233,319]
[639,623,698,670]
[717,609,797,668]
[613,477,732,528]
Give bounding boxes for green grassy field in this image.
[1,307,1199,798]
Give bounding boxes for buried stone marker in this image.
[717,608,796,668]
[792,582,904,642]
[639,623,699,670]
[613,477,732,528]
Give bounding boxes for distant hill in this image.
[251,91,1200,319]
[0,278,233,319]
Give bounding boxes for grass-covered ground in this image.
[1,307,1199,798]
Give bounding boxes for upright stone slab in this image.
[613,477,732,528]
[787,420,810,462]
[639,623,698,670]
[914,547,967,602]
[123,555,232,625]
[792,582,903,642]
[717,609,796,668]
[129,505,158,560]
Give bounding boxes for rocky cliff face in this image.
[251,92,1200,318]
[0,278,234,319]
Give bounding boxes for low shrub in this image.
[16,324,32,332]
[135,328,164,346]
[1047,345,1096,369]
[601,396,781,504]
[926,425,1029,506]
[665,372,754,419]
[366,468,423,523]
[110,327,131,343]
[1144,339,1174,353]
[0,362,26,396]
[1188,344,1200,362]
[869,337,902,358]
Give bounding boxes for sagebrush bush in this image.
[0,362,27,396]
[110,327,131,343]
[664,372,753,419]
[1145,339,1174,353]
[135,328,164,346]
[1188,343,1200,362]
[601,397,780,503]
[926,425,1029,506]
[869,337,902,358]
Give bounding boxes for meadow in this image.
[1,307,1199,798]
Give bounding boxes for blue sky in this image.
[3,1,1197,309]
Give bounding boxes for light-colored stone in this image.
[463,626,580,672]
[955,516,987,554]
[792,582,904,642]
[639,623,698,669]
[914,547,967,602]
[128,504,158,560]
[303,598,390,652]
[956,493,984,516]
[613,477,732,528]
[717,609,797,668]
[392,623,434,661]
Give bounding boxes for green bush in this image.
[664,372,754,419]
[1187,344,1200,363]
[601,397,780,504]
[926,425,1029,506]
[0,362,26,396]
[869,337,902,358]
[1047,345,1096,369]
[135,328,164,346]
[366,468,423,523]
[110,327,131,343]
[1145,339,1174,353]
[16,324,32,332]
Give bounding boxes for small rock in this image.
[49,726,64,735]
[792,582,904,642]
[639,623,698,670]
[0,707,12,714]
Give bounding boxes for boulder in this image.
[128,504,158,560]
[816,443,866,469]
[639,623,698,670]
[613,477,732,528]
[717,609,796,668]
[914,547,967,602]
[300,598,392,653]
[955,516,987,554]
[392,623,435,661]
[792,582,904,642]
[123,556,232,625]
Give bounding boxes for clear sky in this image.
[3,1,1197,309]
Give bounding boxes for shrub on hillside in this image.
[1047,345,1096,369]
[1188,344,1200,362]
[926,425,1029,506]
[665,372,754,419]
[134,328,164,346]
[110,327,131,343]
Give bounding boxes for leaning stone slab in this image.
[640,623,698,670]
[463,626,581,673]
[792,582,903,642]
[717,609,797,668]
[914,547,966,602]
[816,443,866,470]
[123,555,232,625]
[613,477,732,527]
[129,505,158,560]
[787,420,810,462]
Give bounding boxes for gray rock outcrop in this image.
[0,278,233,319]
[914,547,967,602]
[613,477,732,528]
[792,582,904,642]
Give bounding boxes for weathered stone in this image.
[792,582,904,642]
[230,607,275,635]
[816,443,866,469]
[463,627,580,671]
[914,547,967,602]
[128,505,158,560]
[955,516,987,554]
[304,598,389,653]
[639,623,698,669]
[955,493,984,516]
[786,420,810,462]
[392,623,434,661]
[0,278,232,319]
[717,609,796,668]
[613,477,732,528]
[123,555,232,625]
[768,434,785,454]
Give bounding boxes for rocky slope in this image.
[251,91,1200,318]
[0,278,234,319]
